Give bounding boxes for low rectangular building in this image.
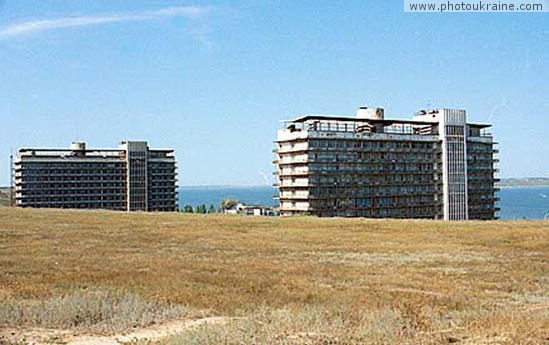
[274,107,499,220]
[13,141,178,211]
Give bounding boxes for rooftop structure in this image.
[13,141,178,211]
[274,107,499,220]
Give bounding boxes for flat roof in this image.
[284,114,491,128]
[18,147,175,153]
[18,148,123,152]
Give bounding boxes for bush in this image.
[0,290,194,334]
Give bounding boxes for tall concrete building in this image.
[13,141,178,211]
[274,107,499,220]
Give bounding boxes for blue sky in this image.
[0,1,547,186]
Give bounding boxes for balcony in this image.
[278,169,310,177]
[279,205,310,212]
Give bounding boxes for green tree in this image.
[220,197,239,212]
[208,204,216,214]
[196,204,207,214]
[183,205,193,213]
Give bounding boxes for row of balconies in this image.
[16,190,126,197]
[467,177,499,182]
[16,178,125,184]
[16,170,126,176]
[15,185,124,191]
[275,157,440,165]
[277,168,437,177]
[149,184,177,189]
[468,190,500,196]
[306,202,441,211]
[469,207,501,212]
[148,195,177,199]
[278,205,310,212]
[147,204,177,212]
[279,193,439,201]
[148,169,177,174]
[280,174,437,184]
[148,189,177,193]
[467,180,499,185]
[467,148,498,160]
[149,176,177,181]
[274,174,439,187]
[276,179,440,188]
[16,187,176,194]
[16,172,119,179]
[15,167,174,175]
[16,163,125,168]
[467,166,500,172]
[467,161,500,167]
[282,157,438,164]
[468,195,500,202]
[309,146,438,153]
[14,163,125,172]
[148,171,176,175]
[15,179,127,186]
[16,182,125,187]
[276,157,309,165]
[16,191,126,197]
[467,153,498,159]
[17,198,126,204]
[276,147,438,156]
[309,202,441,210]
[17,203,128,211]
[468,171,499,176]
[149,197,178,202]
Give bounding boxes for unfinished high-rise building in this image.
[274,107,499,220]
[13,141,178,211]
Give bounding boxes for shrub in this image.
[0,290,194,334]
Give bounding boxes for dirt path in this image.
[1,317,232,345]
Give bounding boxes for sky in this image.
[0,0,547,186]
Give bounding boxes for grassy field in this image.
[0,208,547,344]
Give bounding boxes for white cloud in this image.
[489,95,508,123]
[0,6,207,38]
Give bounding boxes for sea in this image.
[179,186,549,220]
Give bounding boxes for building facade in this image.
[13,141,177,211]
[274,107,499,220]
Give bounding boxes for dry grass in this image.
[161,305,548,345]
[0,289,194,333]
[0,208,547,343]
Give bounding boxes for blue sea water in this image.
[498,186,549,220]
[179,186,278,209]
[179,186,549,220]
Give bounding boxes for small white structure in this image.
[224,203,279,216]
